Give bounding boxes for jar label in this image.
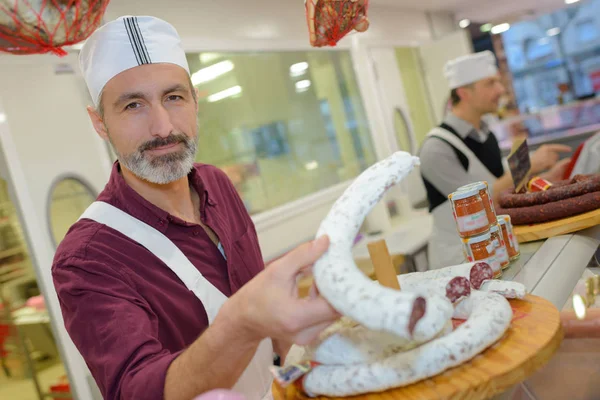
[456,210,488,233]
[506,223,520,252]
[496,245,509,264]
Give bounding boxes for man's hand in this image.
[530,144,572,174]
[221,235,340,346]
[165,236,339,400]
[540,158,572,182]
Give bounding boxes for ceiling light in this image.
[547,27,561,36]
[191,60,234,86]
[459,19,471,29]
[295,80,311,93]
[305,161,319,171]
[207,86,242,102]
[491,23,510,35]
[565,0,580,4]
[480,23,493,33]
[0,113,6,123]
[290,62,309,78]
[199,53,222,64]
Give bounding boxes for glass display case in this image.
[0,178,71,399]
[490,96,600,153]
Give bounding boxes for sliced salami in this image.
[446,277,471,303]
[469,262,494,289]
[399,262,493,290]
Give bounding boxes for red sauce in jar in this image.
[449,187,490,238]
[457,181,496,225]
[462,232,501,278]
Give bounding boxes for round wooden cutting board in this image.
[273,294,562,400]
[514,208,600,243]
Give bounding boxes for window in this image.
[187,51,376,215]
[525,38,555,62]
[576,20,599,43]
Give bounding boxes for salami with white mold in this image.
[313,152,453,341]
[301,291,513,397]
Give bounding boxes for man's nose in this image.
[149,103,176,138]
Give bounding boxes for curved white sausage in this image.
[301,318,454,366]
[302,291,513,397]
[313,152,453,341]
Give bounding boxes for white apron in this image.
[79,201,274,400]
[425,128,497,270]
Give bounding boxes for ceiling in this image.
[369,0,574,24]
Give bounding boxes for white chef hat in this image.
[79,15,190,106]
[444,50,498,90]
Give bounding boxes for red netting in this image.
[305,0,369,47]
[0,0,110,56]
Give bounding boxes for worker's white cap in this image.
[444,50,498,90]
[79,15,190,106]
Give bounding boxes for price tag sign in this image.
[507,138,531,193]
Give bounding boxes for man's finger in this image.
[292,296,341,328]
[544,144,572,153]
[274,236,330,278]
[294,320,339,346]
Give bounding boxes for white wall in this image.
[0,54,111,400]
[103,0,438,49]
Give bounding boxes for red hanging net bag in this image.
[0,0,110,56]
[305,0,369,47]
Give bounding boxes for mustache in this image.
[138,133,189,152]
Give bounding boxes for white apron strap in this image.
[426,128,480,168]
[79,201,274,399]
[78,201,227,322]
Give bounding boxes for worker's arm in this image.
[166,236,339,400]
[54,237,337,400]
[492,144,573,204]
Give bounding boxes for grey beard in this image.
[112,134,199,184]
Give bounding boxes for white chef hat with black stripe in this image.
[79,15,190,106]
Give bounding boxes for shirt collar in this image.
[100,161,216,234]
[443,112,490,141]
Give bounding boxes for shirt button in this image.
[193,230,199,236]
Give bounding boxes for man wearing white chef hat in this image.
[419,50,572,269]
[52,15,339,400]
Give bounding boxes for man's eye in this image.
[167,95,183,101]
[125,102,140,110]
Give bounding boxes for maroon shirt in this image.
[52,162,265,400]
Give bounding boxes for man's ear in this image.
[194,87,200,112]
[86,106,109,141]
[455,86,470,103]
